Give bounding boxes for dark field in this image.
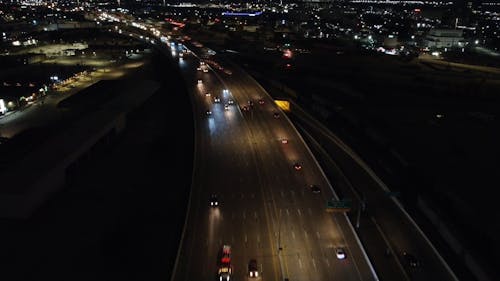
[0,51,194,281]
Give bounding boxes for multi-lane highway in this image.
[100,13,461,280]
[169,42,376,281]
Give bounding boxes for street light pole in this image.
[356,198,366,229]
[356,202,361,228]
[277,209,287,281]
[278,208,282,251]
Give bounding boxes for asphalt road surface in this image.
[170,42,375,281]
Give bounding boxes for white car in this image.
[197,67,201,71]
[203,68,209,73]
[336,247,346,259]
[197,79,202,84]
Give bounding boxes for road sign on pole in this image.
[326,200,352,212]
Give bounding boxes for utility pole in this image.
[277,209,286,281]
[356,198,366,229]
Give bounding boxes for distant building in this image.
[423,29,466,49]
[242,25,260,33]
[43,22,98,31]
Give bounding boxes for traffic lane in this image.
[303,131,409,281]
[203,143,281,281]
[173,55,241,280]
[278,127,370,281]
[217,81,330,280]
[238,106,368,278]
[229,66,374,278]
[163,41,222,281]
[192,81,282,281]
[315,132,451,281]
[370,193,445,281]
[183,113,276,280]
[292,108,456,281]
[242,72,371,276]
[265,157,366,281]
[218,194,277,281]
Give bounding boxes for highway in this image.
[287,106,460,281]
[85,12,461,280]
[103,12,459,281]
[170,42,376,281]
[217,57,460,281]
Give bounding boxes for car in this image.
[273,112,280,118]
[403,252,420,267]
[206,109,212,116]
[248,100,254,106]
[293,162,302,171]
[227,99,234,105]
[197,67,202,71]
[242,105,249,111]
[223,89,229,94]
[336,247,346,259]
[218,266,232,281]
[310,184,321,193]
[221,245,231,264]
[205,92,211,97]
[281,138,288,144]
[210,194,219,207]
[214,96,220,103]
[197,79,202,84]
[248,259,259,278]
[203,68,209,73]
[224,103,229,111]
[222,244,231,254]
[258,99,265,105]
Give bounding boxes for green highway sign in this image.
[326,200,352,212]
